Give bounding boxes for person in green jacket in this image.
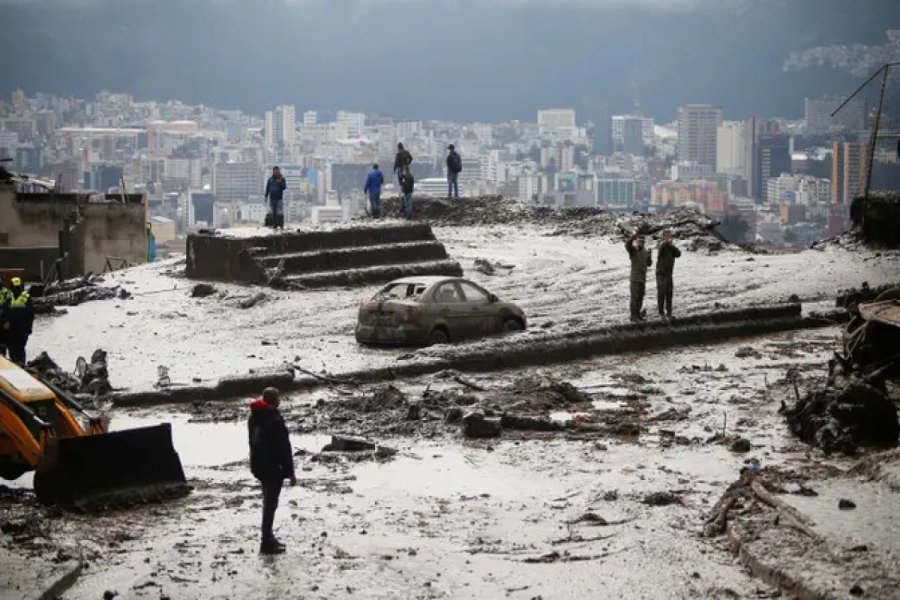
[625,233,652,321]
[656,229,682,318]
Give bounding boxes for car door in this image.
[430,282,469,340]
[458,281,501,338]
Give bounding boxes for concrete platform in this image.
[185,221,462,286]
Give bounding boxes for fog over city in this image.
[2,0,898,122]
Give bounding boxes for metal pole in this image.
[863,65,890,201]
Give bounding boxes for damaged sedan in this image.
[355,276,526,346]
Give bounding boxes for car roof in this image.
[387,276,464,286]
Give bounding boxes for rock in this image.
[445,407,464,423]
[103,592,118,600]
[239,292,269,309]
[838,498,857,510]
[788,293,800,303]
[735,346,762,359]
[730,438,752,453]
[461,412,502,438]
[321,436,377,453]
[849,584,864,596]
[642,491,681,506]
[190,283,217,298]
[473,258,495,275]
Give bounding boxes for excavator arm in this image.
[0,388,54,479]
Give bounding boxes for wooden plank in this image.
[859,300,900,328]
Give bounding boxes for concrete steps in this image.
[258,240,450,273]
[281,259,464,288]
[186,222,462,286]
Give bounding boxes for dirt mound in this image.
[379,196,730,250]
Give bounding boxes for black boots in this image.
[260,537,286,555]
[275,214,284,229]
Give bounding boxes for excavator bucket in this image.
[34,423,190,510]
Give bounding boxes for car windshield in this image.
[372,282,428,302]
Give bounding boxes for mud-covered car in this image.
[355,276,527,346]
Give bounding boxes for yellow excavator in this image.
[0,355,188,509]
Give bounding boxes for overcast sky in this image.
[1,0,897,123]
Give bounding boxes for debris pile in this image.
[380,196,731,250]
[31,275,129,313]
[27,349,112,397]
[784,285,900,454]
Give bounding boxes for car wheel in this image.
[429,327,449,345]
[503,318,524,332]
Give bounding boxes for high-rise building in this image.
[832,141,867,205]
[611,115,653,155]
[805,96,866,134]
[213,162,263,204]
[755,134,791,202]
[277,105,295,147]
[716,121,748,177]
[677,104,722,169]
[303,111,318,126]
[596,178,637,207]
[264,111,274,148]
[336,111,365,139]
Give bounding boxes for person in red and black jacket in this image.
[248,387,296,554]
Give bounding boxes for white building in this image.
[336,111,365,139]
[766,174,832,206]
[266,105,295,148]
[303,111,318,126]
[538,108,577,139]
[213,162,263,204]
[677,104,722,169]
[416,177,451,198]
[611,115,654,154]
[671,161,715,181]
[596,178,637,207]
[716,120,748,178]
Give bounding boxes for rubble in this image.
[190,283,217,298]
[380,196,732,250]
[31,275,127,312]
[850,191,900,246]
[27,349,112,397]
[460,412,502,438]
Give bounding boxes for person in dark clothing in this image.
[364,163,385,218]
[446,144,462,198]
[0,280,11,358]
[248,387,296,554]
[399,167,415,219]
[656,229,682,318]
[625,234,652,322]
[264,166,287,229]
[2,278,33,364]
[393,143,413,182]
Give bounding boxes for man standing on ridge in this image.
[248,387,296,554]
[446,144,462,199]
[399,166,415,220]
[625,233,652,322]
[364,163,385,218]
[656,229,682,319]
[393,143,413,183]
[264,166,287,229]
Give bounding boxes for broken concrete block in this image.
[321,435,377,452]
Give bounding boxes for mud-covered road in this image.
[28,224,900,393]
[3,325,861,600]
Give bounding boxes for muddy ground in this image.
[4,218,900,599]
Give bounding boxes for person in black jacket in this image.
[656,229,682,318]
[248,387,296,554]
[446,144,462,198]
[399,167,415,219]
[393,143,413,182]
